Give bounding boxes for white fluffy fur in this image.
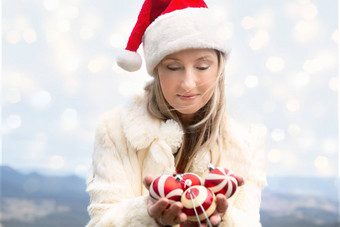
[86,92,267,227]
[116,49,142,72]
[143,8,231,76]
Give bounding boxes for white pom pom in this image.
[116,50,142,72]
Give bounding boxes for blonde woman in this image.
[86,0,266,226]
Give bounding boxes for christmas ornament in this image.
[204,166,238,199]
[181,185,216,226]
[175,173,203,190]
[149,175,183,203]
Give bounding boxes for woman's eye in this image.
[197,66,210,70]
[167,66,182,71]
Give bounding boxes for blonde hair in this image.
[144,50,226,173]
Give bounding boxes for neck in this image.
[179,113,195,127]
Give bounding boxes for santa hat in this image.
[117,0,230,76]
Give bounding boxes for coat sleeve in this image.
[222,125,267,227]
[86,111,159,227]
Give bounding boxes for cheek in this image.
[159,75,176,101]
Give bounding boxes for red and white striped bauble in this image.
[204,167,238,199]
[149,175,183,203]
[181,185,216,222]
[177,173,203,190]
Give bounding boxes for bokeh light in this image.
[109,33,125,48]
[328,77,338,91]
[5,88,22,104]
[241,16,256,30]
[29,90,52,109]
[5,115,22,130]
[255,9,275,29]
[287,124,301,137]
[286,98,300,113]
[6,30,21,44]
[294,19,319,43]
[230,83,245,97]
[303,51,336,74]
[88,56,109,73]
[61,108,79,131]
[3,71,36,92]
[244,75,259,88]
[43,0,59,11]
[322,139,337,154]
[314,156,332,176]
[268,149,282,163]
[47,155,65,170]
[79,27,95,40]
[249,30,270,50]
[271,128,286,142]
[300,2,318,20]
[291,71,310,87]
[23,28,37,43]
[217,23,233,41]
[331,30,338,44]
[59,6,79,19]
[266,56,285,73]
[59,51,81,72]
[56,19,71,33]
[271,85,288,99]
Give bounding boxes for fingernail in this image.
[213,216,221,225]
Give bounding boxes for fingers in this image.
[148,198,187,226]
[210,214,222,226]
[209,194,228,226]
[143,175,154,190]
[162,202,186,225]
[235,175,245,187]
[215,194,228,214]
[147,198,169,218]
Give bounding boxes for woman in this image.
[86,0,267,226]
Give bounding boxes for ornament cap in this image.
[208,163,215,171]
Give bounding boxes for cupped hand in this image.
[143,174,245,227]
[144,176,187,226]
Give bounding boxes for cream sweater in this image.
[86,93,267,227]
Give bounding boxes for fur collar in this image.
[121,94,183,153]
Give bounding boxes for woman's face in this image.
[157,48,220,122]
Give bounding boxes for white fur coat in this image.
[86,93,267,227]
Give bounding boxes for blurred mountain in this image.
[0,165,90,227]
[261,176,339,227]
[1,166,339,227]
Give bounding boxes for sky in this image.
[2,0,338,178]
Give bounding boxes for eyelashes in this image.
[166,66,210,71]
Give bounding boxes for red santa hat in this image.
[117,0,230,76]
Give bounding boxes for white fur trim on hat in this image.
[116,49,142,72]
[143,8,231,76]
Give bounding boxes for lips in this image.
[177,94,199,100]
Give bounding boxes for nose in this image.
[181,69,196,92]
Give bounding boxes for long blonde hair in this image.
[144,50,227,173]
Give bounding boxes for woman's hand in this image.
[144,176,187,226]
[143,174,245,227]
[201,175,245,227]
